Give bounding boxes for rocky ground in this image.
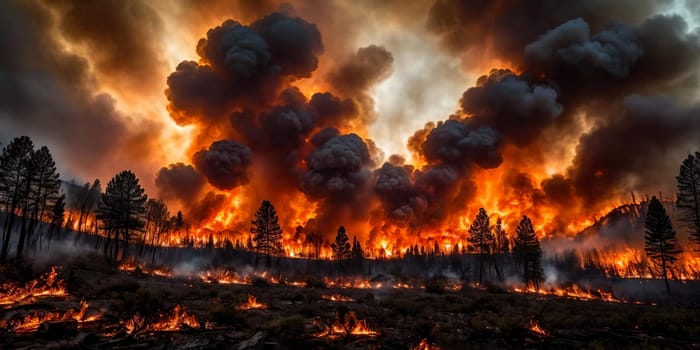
[1,255,700,349]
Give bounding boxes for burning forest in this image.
[1,0,700,348]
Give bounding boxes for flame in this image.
[1,300,102,333]
[125,304,199,334]
[118,257,173,278]
[529,319,548,336]
[413,339,441,350]
[321,294,355,302]
[313,311,378,338]
[0,266,68,308]
[512,284,623,303]
[236,294,268,310]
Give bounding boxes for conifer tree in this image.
[676,152,700,248]
[250,200,283,267]
[514,216,544,290]
[644,196,681,294]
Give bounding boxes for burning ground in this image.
[1,254,699,349]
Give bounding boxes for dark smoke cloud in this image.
[302,131,374,199]
[0,1,150,181]
[570,95,700,207]
[50,0,166,91]
[427,0,656,66]
[328,45,394,95]
[193,140,252,190]
[155,163,205,204]
[187,191,228,224]
[460,70,563,146]
[421,119,502,169]
[374,162,424,222]
[523,18,642,79]
[166,12,323,124]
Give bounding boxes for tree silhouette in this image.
[676,152,700,248]
[306,231,323,259]
[96,170,147,261]
[467,208,493,284]
[493,218,509,254]
[644,196,681,294]
[251,200,283,268]
[0,136,34,261]
[331,226,352,280]
[66,179,101,233]
[46,194,65,248]
[144,199,170,262]
[18,146,61,257]
[351,235,364,270]
[514,216,544,290]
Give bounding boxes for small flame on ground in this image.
[313,311,378,339]
[529,319,547,336]
[236,294,268,310]
[125,304,199,334]
[321,294,355,302]
[413,338,441,350]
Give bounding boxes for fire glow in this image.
[236,294,268,310]
[0,266,68,308]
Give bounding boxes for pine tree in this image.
[18,146,61,257]
[514,216,544,290]
[331,226,352,280]
[493,218,509,253]
[47,194,65,248]
[467,208,494,284]
[676,152,700,248]
[351,235,364,271]
[644,196,681,294]
[250,200,283,268]
[96,170,147,261]
[0,136,34,261]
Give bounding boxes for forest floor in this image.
[1,255,700,349]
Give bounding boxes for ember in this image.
[321,294,355,302]
[529,319,548,336]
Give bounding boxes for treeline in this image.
[0,136,190,263]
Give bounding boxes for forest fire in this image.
[236,294,268,310]
[118,258,173,277]
[1,300,101,333]
[0,267,67,308]
[313,311,379,339]
[529,319,548,336]
[321,294,355,302]
[125,304,199,334]
[512,285,624,303]
[413,338,441,350]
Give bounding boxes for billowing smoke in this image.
[193,140,252,191]
[155,163,205,204]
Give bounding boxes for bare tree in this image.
[0,136,34,261]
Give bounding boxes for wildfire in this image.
[529,319,548,336]
[236,294,268,310]
[512,284,622,303]
[413,338,441,350]
[1,300,102,333]
[0,266,68,308]
[313,311,378,339]
[321,294,355,302]
[125,304,200,334]
[199,269,249,285]
[118,258,173,277]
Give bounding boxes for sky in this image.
[1,0,699,239]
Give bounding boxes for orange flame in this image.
[0,266,68,308]
[321,294,355,302]
[125,304,199,334]
[313,311,378,338]
[529,319,547,336]
[236,294,268,310]
[1,300,102,333]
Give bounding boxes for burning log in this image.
[0,266,68,308]
[1,300,102,334]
